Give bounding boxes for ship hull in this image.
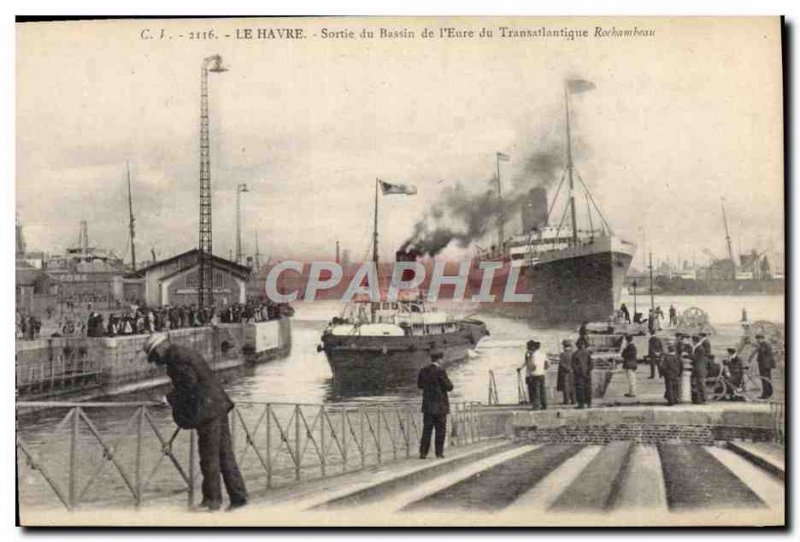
[478,237,634,326]
[320,321,487,394]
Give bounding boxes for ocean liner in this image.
[475,80,637,324]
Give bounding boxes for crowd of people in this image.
[84,299,292,338]
[16,313,42,340]
[17,298,292,340]
[515,326,777,410]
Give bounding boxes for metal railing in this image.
[17,399,504,511]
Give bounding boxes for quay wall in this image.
[15,318,292,400]
[511,404,780,444]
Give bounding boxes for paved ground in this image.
[21,436,785,526]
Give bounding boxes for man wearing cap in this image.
[621,335,638,398]
[662,344,682,405]
[418,350,454,459]
[142,334,247,511]
[723,347,745,400]
[518,340,548,410]
[754,334,776,399]
[556,340,576,405]
[572,340,593,409]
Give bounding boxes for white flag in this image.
[567,79,596,94]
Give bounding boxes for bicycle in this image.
[704,366,773,402]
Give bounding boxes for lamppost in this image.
[198,54,227,311]
[235,183,249,265]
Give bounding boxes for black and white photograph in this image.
[13,15,786,527]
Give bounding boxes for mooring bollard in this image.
[681,357,692,403]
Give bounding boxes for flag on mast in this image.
[497,152,510,161]
[567,79,596,94]
[378,180,417,195]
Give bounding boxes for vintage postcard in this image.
[15,16,785,527]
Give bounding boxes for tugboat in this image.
[318,180,489,391]
[319,293,488,382]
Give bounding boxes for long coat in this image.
[418,363,454,415]
[162,344,234,429]
[556,351,574,392]
[572,349,593,378]
[662,353,683,378]
[756,342,776,371]
[691,346,709,376]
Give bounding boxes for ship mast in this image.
[126,161,136,270]
[721,197,735,271]
[564,88,578,245]
[495,154,504,251]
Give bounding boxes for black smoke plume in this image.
[399,137,565,258]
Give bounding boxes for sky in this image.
[16,17,784,270]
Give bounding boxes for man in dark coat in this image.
[572,340,593,409]
[690,335,709,404]
[417,351,454,459]
[620,303,630,323]
[621,335,638,398]
[143,333,247,511]
[723,347,745,400]
[647,332,664,379]
[754,334,776,399]
[557,340,576,405]
[662,344,683,405]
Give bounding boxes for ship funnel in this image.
[521,187,548,232]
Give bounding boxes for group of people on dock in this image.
[17,298,292,341]
[15,313,42,340]
[618,302,677,333]
[84,299,291,337]
[514,328,777,411]
[517,338,594,410]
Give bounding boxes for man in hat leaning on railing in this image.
[143,333,248,511]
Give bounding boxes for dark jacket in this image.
[163,344,234,429]
[756,341,776,370]
[556,351,574,391]
[726,355,744,376]
[572,349,593,378]
[418,363,454,415]
[662,352,683,378]
[648,336,664,359]
[691,345,709,376]
[621,343,638,370]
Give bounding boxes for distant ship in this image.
[318,181,489,391]
[472,82,637,325]
[646,199,784,296]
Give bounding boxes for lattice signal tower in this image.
[198,54,227,310]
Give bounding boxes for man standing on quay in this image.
[662,343,683,405]
[572,340,593,409]
[621,335,638,398]
[518,340,548,410]
[690,335,709,404]
[418,351,454,459]
[754,334,776,399]
[143,334,248,511]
